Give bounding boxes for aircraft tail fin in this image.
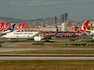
[14,23,25,30]
[0,22,9,30]
[8,24,16,31]
[76,20,90,33]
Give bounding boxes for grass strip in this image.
[1,50,94,54]
[0,60,94,70]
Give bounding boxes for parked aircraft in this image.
[86,26,94,35]
[0,22,9,30]
[1,30,44,41]
[75,20,90,33]
[54,20,90,37]
[38,20,90,38]
[0,24,16,35]
[0,21,45,41]
[70,20,90,36]
[0,20,90,41]
[0,22,25,35]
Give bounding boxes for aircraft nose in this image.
[1,35,6,38]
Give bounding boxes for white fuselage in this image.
[86,30,94,35]
[1,32,39,39]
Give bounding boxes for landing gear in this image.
[44,38,50,42]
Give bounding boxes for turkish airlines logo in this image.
[79,25,86,32]
[0,22,9,30]
[14,23,25,30]
[0,22,25,30]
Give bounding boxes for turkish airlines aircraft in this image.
[0,22,44,41]
[71,20,90,36]
[0,24,16,35]
[0,20,90,41]
[76,20,90,33]
[1,31,39,38]
[0,22,25,35]
[86,25,94,35]
[1,31,43,41]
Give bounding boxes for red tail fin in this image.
[3,22,9,30]
[0,22,4,30]
[76,20,90,33]
[0,22,9,30]
[14,23,25,30]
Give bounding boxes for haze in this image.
[0,0,94,21]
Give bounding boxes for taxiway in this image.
[0,54,94,60]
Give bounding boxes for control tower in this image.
[61,22,67,31]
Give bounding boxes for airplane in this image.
[1,30,44,42]
[85,25,94,39]
[0,24,16,35]
[75,20,90,33]
[0,20,90,42]
[0,22,44,41]
[70,20,90,36]
[0,22,25,36]
[39,20,90,39]
[54,20,90,37]
[85,24,94,35]
[0,22,9,30]
[37,20,90,39]
[44,20,90,38]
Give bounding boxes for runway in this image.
[0,39,94,60]
[0,54,94,60]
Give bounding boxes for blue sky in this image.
[0,0,94,21]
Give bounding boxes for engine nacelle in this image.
[34,36,44,41]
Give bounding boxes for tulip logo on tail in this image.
[0,22,9,30]
[79,25,86,32]
[76,20,90,33]
[0,22,25,31]
[14,23,25,30]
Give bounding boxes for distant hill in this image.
[0,17,93,24]
[0,17,53,23]
[0,17,25,23]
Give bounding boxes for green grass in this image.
[43,39,94,48]
[6,39,94,48]
[44,43,94,48]
[81,39,94,42]
[16,42,94,48]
